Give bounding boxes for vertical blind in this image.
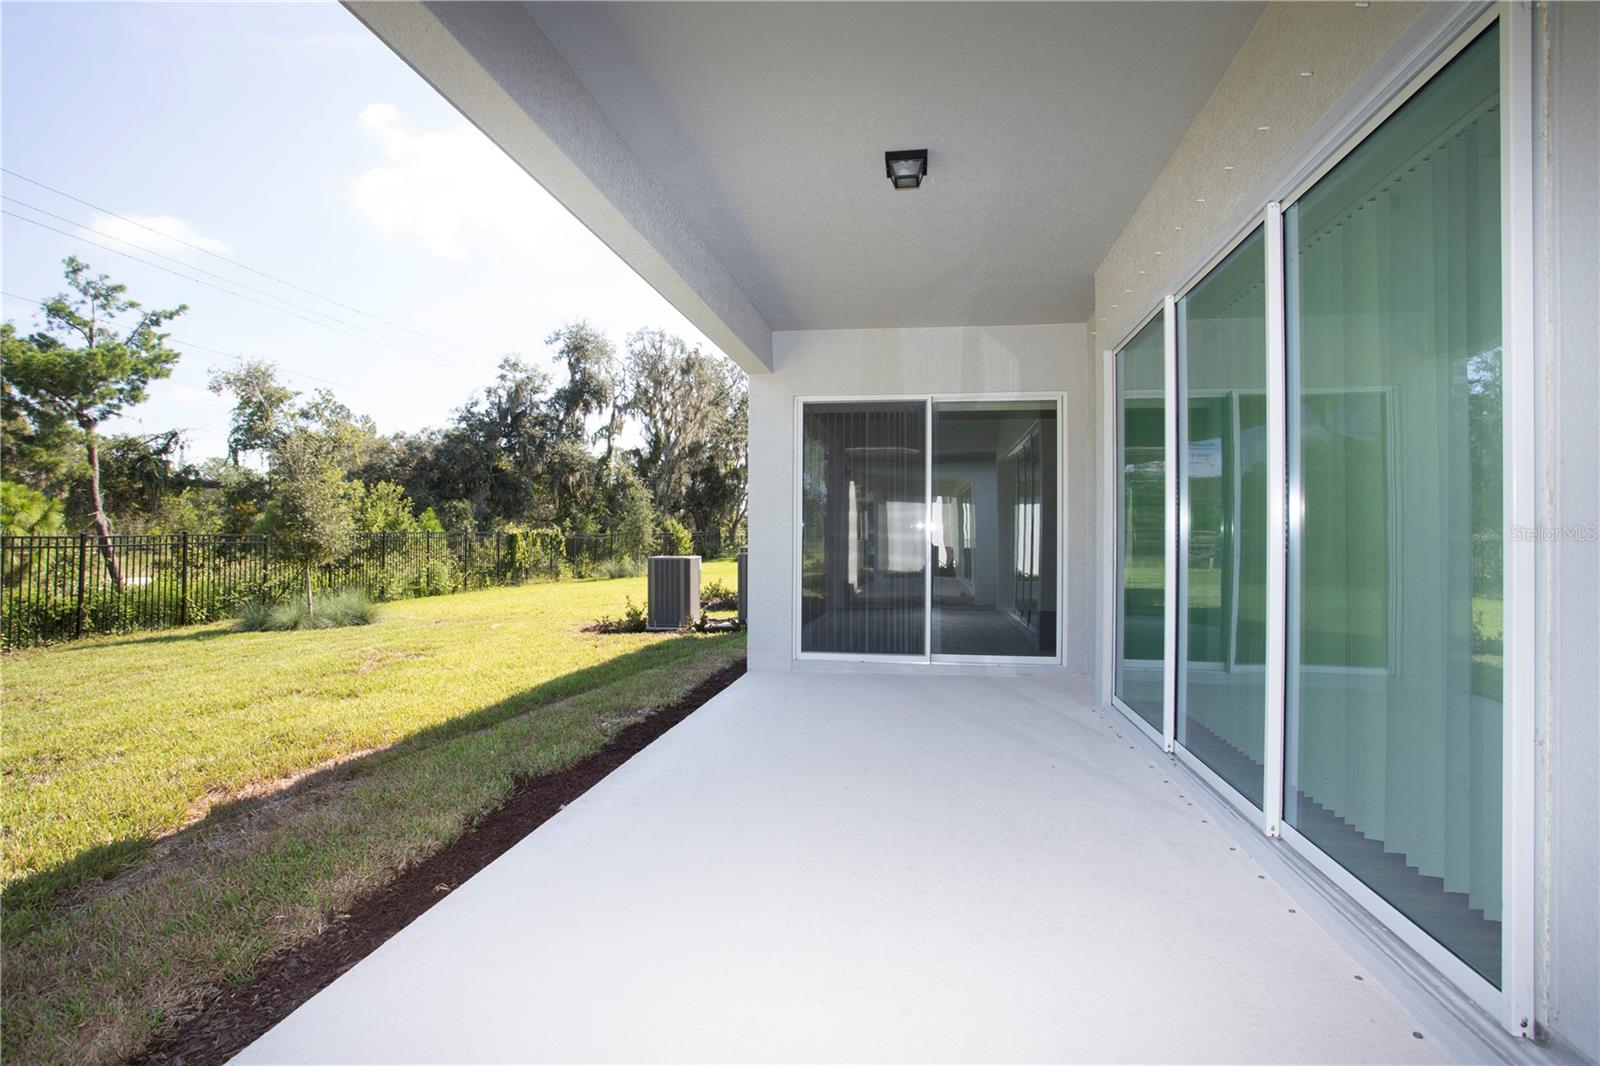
[1110,21,1505,992]
[1285,23,1503,985]
[800,402,927,656]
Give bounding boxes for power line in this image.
[1,167,459,352]
[2,209,458,371]
[2,194,463,366]
[169,337,357,393]
[1,289,357,393]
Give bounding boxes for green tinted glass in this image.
[1177,227,1267,808]
[1115,314,1167,731]
[1285,24,1503,985]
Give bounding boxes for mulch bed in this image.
[132,658,747,1066]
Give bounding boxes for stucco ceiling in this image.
[525,2,1263,331]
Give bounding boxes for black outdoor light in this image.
[885,149,928,189]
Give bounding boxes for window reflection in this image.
[1115,316,1167,730]
[1285,24,1503,986]
[1177,227,1268,808]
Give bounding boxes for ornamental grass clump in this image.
[600,556,646,579]
[236,589,376,632]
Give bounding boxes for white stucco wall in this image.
[747,323,1092,676]
[1089,1,1427,352]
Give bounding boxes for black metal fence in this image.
[0,529,742,649]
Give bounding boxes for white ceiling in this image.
[526,2,1263,332]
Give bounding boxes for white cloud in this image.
[351,102,565,261]
[91,212,232,256]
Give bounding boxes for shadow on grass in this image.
[1,630,744,937]
[46,625,240,653]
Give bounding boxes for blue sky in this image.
[1,2,718,463]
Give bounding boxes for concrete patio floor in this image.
[236,671,1453,1064]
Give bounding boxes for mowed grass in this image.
[1,562,743,1065]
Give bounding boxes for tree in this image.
[85,430,209,532]
[197,456,270,534]
[260,432,354,616]
[208,360,298,466]
[1,258,185,586]
[297,388,381,472]
[0,480,65,536]
[683,360,748,537]
[622,329,731,519]
[353,479,422,533]
[436,498,477,534]
[546,322,621,462]
[428,357,554,525]
[604,466,657,560]
[1,324,82,496]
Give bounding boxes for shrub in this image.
[701,578,737,611]
[604,467,658,560]
[497,524,563,580]
[591,596,647,633]
[658,516,693,556]
[236,589,377,632]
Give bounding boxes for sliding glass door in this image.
[1284,22,1503,986]
[800,402,927,657]
[1114,316,1168,731]
[932,401,1059,659]
[1176,227,1268,808]
[1103,15,1512,1010]
[799,396,1061,663]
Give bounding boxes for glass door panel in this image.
[931,400,1059,659]
[1285,23,1503,986]
[1114,316,1167,730]
[1177,227,1268,808]
[800,401,927,656]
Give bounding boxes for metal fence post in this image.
[179,531,190,626]
[75,533,88,639]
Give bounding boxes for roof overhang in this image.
[347,0,777,372]
[348,2,1264,373]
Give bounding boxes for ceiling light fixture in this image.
[885,149,928,189]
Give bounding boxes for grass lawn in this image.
[1,562,743,1066]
